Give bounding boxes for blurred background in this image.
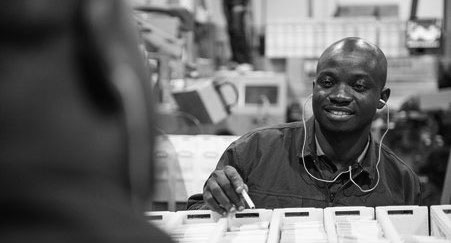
[133,0,450,210]
[4,1,451,243]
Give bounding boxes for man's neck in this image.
[314,121,371,169]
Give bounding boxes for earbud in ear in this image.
[378,99,386,108]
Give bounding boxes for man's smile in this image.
[324,107,354,120]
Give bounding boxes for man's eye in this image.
[319,77,334,88]
[353,81,367,92]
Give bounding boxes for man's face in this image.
[312,50,385,134]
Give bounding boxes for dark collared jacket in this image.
[188,117,421,209]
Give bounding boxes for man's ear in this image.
[378,87,391,109]
[312,79,316,89]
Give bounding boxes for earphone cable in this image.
[349,102,389,193]
[301,95,389,193]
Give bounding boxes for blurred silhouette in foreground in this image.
[0,0,173,242]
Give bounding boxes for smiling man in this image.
[188,37,421,214]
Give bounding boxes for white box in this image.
[324,206,375,243]
[267,207,324,243]
[376,205,429,236]
[166,210,226,243]
[430,205,451,240]
[144,211,176,231]
[220,209,273,243]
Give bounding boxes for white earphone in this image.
[301,95,390,193]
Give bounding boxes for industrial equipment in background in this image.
[216,71,287,135]
[171,78,238,124]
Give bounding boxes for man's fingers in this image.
[203,190,226,215]
[213,171,241,210]
[243,184,249,193]
[224,166,245,191]
[203,166,248,213]
[223,166,246,210]
[206,178,234,212]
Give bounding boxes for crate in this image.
[267,207,325,243]
[156,207,451,242]
[376,205,450,242]
[430,205,451,240]
[219,209,273,243]
[144,211,176,231]
[375,205,429,236]
[324,206,378,243]
[166,210,226,243]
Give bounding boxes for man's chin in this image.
[317,119,358,134]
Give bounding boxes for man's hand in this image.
[203,165,248,215]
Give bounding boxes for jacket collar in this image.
[297,116,378,179]
[315,135,370,164]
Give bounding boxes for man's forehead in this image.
[316,48,386,88]
[318,50,379,71]
[315,38,387,88]
[320,38,381,62]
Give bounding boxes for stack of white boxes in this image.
[153,135,197,211]
[153,135,239,210]
[266,18,408,58]
[146,205,451,242]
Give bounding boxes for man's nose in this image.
[329,84,352,105]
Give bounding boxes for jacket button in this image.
[330,193,335,202]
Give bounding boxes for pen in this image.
[241,189,255,209]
